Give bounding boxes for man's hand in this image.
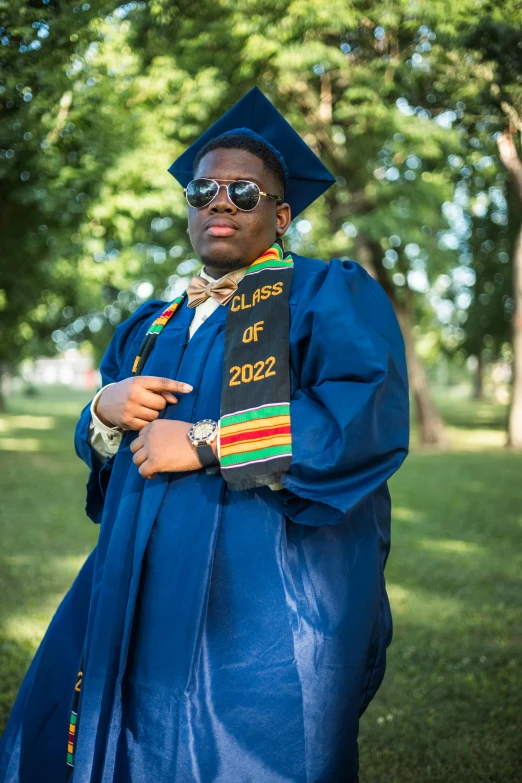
[130,420,211,479]
[95,376,193,431]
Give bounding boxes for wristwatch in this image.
[187,419,219,468]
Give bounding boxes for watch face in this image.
[192,420,216,440]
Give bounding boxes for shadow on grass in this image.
[0,390,98,734]
[0,546,96,735]
[360,619,522,783]
[0,636,36,731]
[358,448,522,783]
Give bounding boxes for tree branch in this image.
[46,91,73,145]
[500,101,522,133]
[497,129,522,202]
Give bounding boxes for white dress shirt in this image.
[87,264,284,489]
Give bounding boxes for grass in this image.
[1,387,521,781]
[0,387,98,726]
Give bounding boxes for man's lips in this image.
[205,218,238,237]
[207,226,236,236]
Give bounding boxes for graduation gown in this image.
[0,254,409,783]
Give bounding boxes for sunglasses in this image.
[184,178,283,212]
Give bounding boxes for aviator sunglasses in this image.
[184,178,283,212]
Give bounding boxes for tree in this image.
[456,14,522,444]
[3,0,520,451]
[498,131,522,445]
[96,0,467,445]
[0,1,122,405]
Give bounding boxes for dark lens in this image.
[186,178,218,208]
[229,180,260,211]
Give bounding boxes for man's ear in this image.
[276,202,291,236]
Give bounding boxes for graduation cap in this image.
[168,86,336,218]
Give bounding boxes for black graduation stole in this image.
[131,241,293,491]
[219,242,294,489]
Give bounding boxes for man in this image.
[0,88,409,783]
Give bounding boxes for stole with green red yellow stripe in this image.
[132,241,294,488]
[218,242,293,489]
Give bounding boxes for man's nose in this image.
[209,184,237,213]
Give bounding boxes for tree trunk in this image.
[474,351,485,401]
[356,234,449,447]
[394,302,450,447]
[497,129,522,448]
[508,225,522,447]
[0,365,6,413]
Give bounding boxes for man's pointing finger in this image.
[140,377,193,394]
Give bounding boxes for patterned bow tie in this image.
[186,272,239,308]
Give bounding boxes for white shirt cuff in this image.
[88,384,122,458]
[90,384,121,433]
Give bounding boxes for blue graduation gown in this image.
[0,255,409,783]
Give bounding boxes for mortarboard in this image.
[168,86,336,218]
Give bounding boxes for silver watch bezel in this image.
[187,418,218,447]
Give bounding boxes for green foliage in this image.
[0,1,118,365]
[1,1,521,370]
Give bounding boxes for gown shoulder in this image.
[281,252,409,526]
[289,253,405,361]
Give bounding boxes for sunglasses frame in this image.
[183,178,283,212]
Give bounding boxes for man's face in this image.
[187,148,291,272]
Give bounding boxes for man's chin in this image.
[199,254,245,271]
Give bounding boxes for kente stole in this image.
[132,240,293,490]
[219,243,293,489]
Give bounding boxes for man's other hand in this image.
[130,420,204,479]
[95,376,193,431]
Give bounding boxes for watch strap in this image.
[195,442,219,468]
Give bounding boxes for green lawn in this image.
[1,388,521,781]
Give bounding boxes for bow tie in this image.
[186,272,239,309]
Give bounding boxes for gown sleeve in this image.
[279,258,409,527]
[74,299,164,524]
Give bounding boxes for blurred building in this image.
[21,349,100,390]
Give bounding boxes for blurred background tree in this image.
[0,0,120,405]
[1,0,521,446]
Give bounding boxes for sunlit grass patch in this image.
[416,538,485,555]
[447,426,506,450]
[387,583,465,623]
[392,506,425,523]
[410,425,506,451]
[0,437,42,452]
[0,415,56,432]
